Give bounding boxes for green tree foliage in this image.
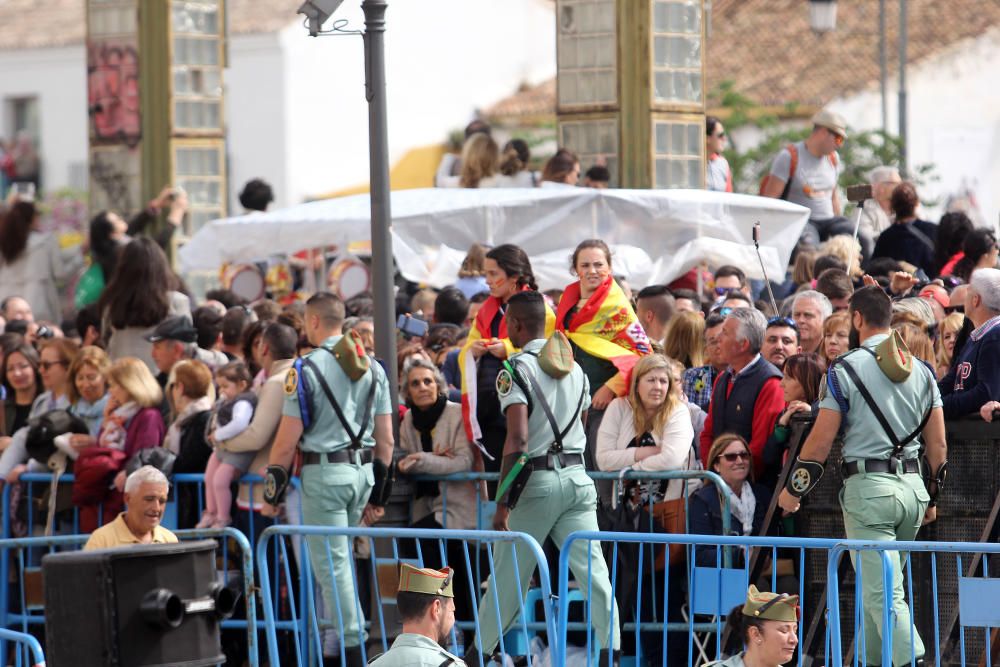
[710,80,937,204]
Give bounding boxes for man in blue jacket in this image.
[939,268,1000,419]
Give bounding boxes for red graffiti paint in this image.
[87,41,141,147]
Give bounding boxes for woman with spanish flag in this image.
[458,244,555,486]
[556,240,651,475]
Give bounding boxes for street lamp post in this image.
[361,0,400,429]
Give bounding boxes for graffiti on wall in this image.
[90,147,140,217]
[87,40,141,147]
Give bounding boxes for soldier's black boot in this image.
[344,645,366,667]
[597,648,621,667]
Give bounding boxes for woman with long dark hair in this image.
[0,200,83,322]
[77,188,189,308]
[0,343,41,444]
[540,148,580,187]
[935,211,974,278]
[952,228,999,284]
[99,236,191,372]
[458,244,553,485]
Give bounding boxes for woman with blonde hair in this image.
[821,311,850,365]
[663,311,705,369]
[894,322,936,369]
[820,235,864,277]
[936,312,964,378]
[66,345,111,438]
[596,353,695,498]
[456,242,490,299]
[73,356,165,531]
[458,133,500,188]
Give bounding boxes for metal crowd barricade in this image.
[0,529,259,667]
[556,533,850,667]
[256,525,555,667]
[828,539,1000,667]
[0,628,45,667]
[405,470,732,535]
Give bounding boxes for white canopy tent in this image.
[179,187,810,290]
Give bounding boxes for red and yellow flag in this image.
[555,276,650,393]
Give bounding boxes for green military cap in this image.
[742,585,799,622]
[537,330,574,379]
[398,563,454,598]
[333,330,371,381]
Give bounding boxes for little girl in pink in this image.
[197,362,257,529]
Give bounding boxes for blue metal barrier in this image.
[0,627,45,667]
[407,470,732,537]
[828,539,1000,667]
[557,532,848,667]
[0,528,259,667]
[256,525,554,667]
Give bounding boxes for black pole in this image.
[361,0,399,433]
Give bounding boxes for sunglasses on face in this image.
[828,129,844,147]
[721,451,751,462]
[39,361,67,371]
[767,316,798,331]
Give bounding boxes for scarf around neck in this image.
[724,481,757,536]
[410,395,447,499]
[98,401,142,450]
[166,395,214,455]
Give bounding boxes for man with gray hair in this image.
[84,466,178,549]
[698,307,786,477]
[941,268,1000,420]
[792,290,833,355]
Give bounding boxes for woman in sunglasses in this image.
[0,338,79,484]
[706,116,732,193]
[689,433,771,566]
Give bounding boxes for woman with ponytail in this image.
[458,244,554,486]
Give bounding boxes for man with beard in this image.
[778,286,947,667]
[369,564,465,666]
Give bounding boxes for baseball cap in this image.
[145,315,198,343]
[811,108,848,139]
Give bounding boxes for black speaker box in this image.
[42,539,236,667]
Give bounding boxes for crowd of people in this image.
[0,104,995,665]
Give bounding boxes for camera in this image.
[846,184,873,203]
[396,314,429,340]
[36,325,54,340]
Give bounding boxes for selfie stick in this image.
[752,222,779,314]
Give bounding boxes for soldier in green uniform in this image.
[778,286,948,666]
[709,585,800,667]
[264,292,395,667]
[463,291,620,667]
[368,563,466,666]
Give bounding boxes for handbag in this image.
[651,443,699,568]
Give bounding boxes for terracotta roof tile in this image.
[485,0,1000,121]
[0,0,299,52]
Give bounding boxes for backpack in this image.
[759,143,838,199]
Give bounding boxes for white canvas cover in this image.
[179,187,810,290]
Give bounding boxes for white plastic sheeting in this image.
[178,187,810,290]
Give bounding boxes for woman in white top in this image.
[0,199,83,323]
[596,353,696,504]
[98,236,190,372]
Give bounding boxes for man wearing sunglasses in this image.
[762,108,854,250]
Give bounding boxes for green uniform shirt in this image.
[819,333,941,461]
[496,338,591,458]
[283,335,392,453]
[367,633,465,666]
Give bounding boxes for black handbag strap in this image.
[835,350,931,456]
[303,350,376,449]
[511,359,586,452]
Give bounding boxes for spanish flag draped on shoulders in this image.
[458,288,556,444]
[556,275,651,397]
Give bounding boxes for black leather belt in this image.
[842,457,920,478]
[528,452,583,470]
[302,449,373,466]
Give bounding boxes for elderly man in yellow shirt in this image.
[85,465,178,550]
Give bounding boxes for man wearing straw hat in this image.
[369,563,465,666]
